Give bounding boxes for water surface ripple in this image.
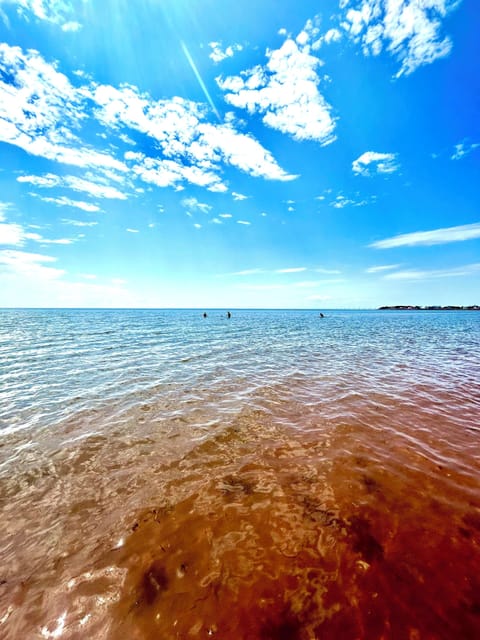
[0,309,479,639]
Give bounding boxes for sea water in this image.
[0,309,479,639]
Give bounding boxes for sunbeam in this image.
[181,40,221,121]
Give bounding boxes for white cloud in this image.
[331,193,368,207]
[126,228,138,233]
[219,213,232,218]
[340,0,461,77]
[451,140,480,160]
[352,151,399,176]
[314,267,342,274]
[0,214,75,246]
[181,197,212,214]
[0,222,24,245]
[61,21,81,32]
[237,220,251,225]
[232,191,248,200]
[93,86,295,186]
[324,28,343,44]
[216,37,336,144]
[0,44,127,173]
[61,219,98,227]
[229,268,263,276]
[18,173,128,199]
[209,41,243,64]
[0,249,65,279]
[384,263,480,280]
[1,0,78,28]
[366,264,401,273]
[31,194,100,212]
[24,232,73,245]
[275,267,307,273]
[0,202,13,221]
[1,43,293,198]
[370,222,480,248]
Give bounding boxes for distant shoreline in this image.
[378,305,480,311]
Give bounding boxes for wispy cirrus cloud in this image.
[223,266,341,278]
[352,151,399,176]
[30,194,101,212]
[61,219,98,227]
[228,268,264,276]
[0,249,65,279]
[18,174,128,200]
[370,222,480,249]
[339,0,461,77]
[384,263,480,280]
[0,209,76,246]
[216,30,336,144]
[366,264,401,273]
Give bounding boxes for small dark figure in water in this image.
[227,311,231,319]
[203,312,207,318]
[319,312,325,318]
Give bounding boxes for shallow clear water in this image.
[0,309,479,639]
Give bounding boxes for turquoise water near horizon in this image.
[0,308,479,639]
[2,307,478,435]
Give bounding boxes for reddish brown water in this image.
[1,388,479,640]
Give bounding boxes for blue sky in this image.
[0,0,478,308]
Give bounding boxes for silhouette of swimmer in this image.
[227,311,231,319]
[319,312,325,318]
[203,312,207,318]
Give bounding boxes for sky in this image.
[0,0,479,308]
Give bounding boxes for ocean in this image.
[0,308,479,639]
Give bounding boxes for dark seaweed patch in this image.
[463,512,480,532]
[141,561,169,605]
[347,515,384,562]
[260,608,303,640]
[220,475,255,496]
[362,474,381,494]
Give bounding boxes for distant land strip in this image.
[378,305,480,310]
